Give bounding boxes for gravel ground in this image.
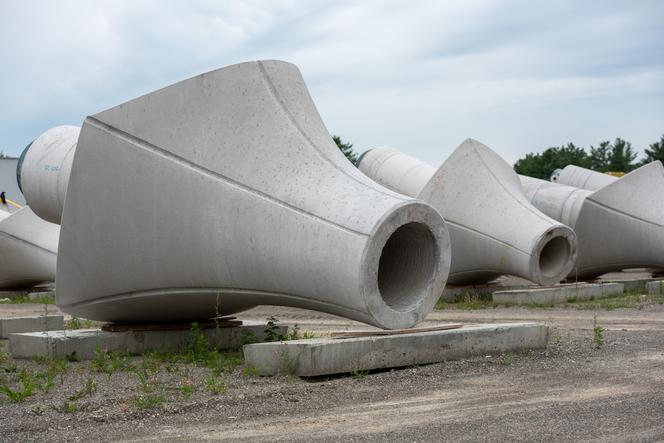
[1,302,664,442]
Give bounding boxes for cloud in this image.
[0,0,662,165]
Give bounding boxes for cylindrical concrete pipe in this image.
[23,60,451,329]
[17,125,80,224]
[520,161,664,278]
[357,139,578,286]
[551,165,617,191]
[0,207,59,289]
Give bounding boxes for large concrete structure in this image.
[551,164,617,191]
[20,60,451,330]
[357,140,577,285]
[520,161,664,278]
[0,207,58,288]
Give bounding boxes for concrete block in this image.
[243,322,547,377]
[9,320,287,360]
[493,282,624,305]
[0,315,64,338]
[600,278,656,292]
[646,280,664,295]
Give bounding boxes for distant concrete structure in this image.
[357,140,577,286]
[0,157,25,207]
[0,207,59,288]
[552,165,617,191]
[24,60,451,329]
[521,161,664,278]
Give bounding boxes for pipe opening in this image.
[539,236,571,278]
[377,222,437,311]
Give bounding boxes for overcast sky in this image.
[1,0,662,164]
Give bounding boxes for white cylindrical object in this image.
[17,125,80,224]
[358,141,578,286]
[553,165,617,191]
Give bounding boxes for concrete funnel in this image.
[0,207,59,289]
[551,165,617,191]
[17,125,80,224]
[47,60,450,329]
[357,139,577,285]
[521,161,664,277]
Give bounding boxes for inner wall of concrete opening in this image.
[539,236,572,279]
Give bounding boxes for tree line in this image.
[514,134,664,180]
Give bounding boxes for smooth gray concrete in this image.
[598,277,659,291]
[357,140,577,286]
[646,280,664,295]
[17,125,80,224]
[520,161,664,278]
[0,315,63,338]
[9,320,287,360]
[243,322,548,376]
[493,282,624,305]
[0,207,58,289]
[552,165,617,191]
[40,60,450,330]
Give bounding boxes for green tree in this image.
[514,143,590,179]
[333,135,358,165]
[642,134,664,164]
[608,137,637,172]
[589,141,611,172]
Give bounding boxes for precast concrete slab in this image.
[243,322,548,377]
[598,277,659,292]
[646,280,664,295]
[0,315,63,338]
[493,282,624,305]
[357,140,577,286]
[9,320,287,360]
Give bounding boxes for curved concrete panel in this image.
[552,165,617,191]
[18,125,80,224]
[357,139,577,285]
[520,161,664,277]
[0,207,59,289]
[54,60,451,329]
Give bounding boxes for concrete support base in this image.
[243,322,547,377]
[599,277,660,291]
[492,283,624,305]
[9,320,287,360]
[0,315,63,339]
[646,280,664,295]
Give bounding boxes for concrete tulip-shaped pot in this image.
[18,60,451,329]
[358,139,578,286]
[0,207,59,289]
[521,161,664,277]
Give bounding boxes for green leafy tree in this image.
[589,141,611,172]
[514,143,591,179]
[642,134,664,164]
[608,137,637,172]
[333,135,358,165]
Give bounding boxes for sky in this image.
[1,0,662,165]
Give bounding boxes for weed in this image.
[60,400,78,413]
[350,367,369,379]
[90,348,134,376]
[181,382,194,399]
[276,348,298,376]
[435,291,494,310]
[498,353,513,365]
[0,295,55,304]
[204,375,226,395]
[65,351,79,362]
[64,317,96,330]
[241,330,258,345]
[264,316,283,342]
[134,394,165,409]
[242,366,259,377]
[1,370,38,402]
[593,315,605,349]
[68,376,97,401]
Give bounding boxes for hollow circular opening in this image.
[539,236,571,278]
[377,222,437,311]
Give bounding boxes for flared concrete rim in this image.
[529,225,577,286]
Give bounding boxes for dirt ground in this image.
[1,301,664,442]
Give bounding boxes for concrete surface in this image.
[493,282,624,305]
[552,164,617,191]
[17,125,80,224]
[358,140,577,286]
[48,60,450,330]
[646,280,664,295]
[0,206,58,289]
[0,315,63,338]
[9,320,287,360]
[243,322,547,376]
[520,161,664,278]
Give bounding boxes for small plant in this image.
[593,315,605,349]
[498,352,513,365]
[241,366,259,377]
[90,348,134,376]
[186,322,210,363]
[350,366,369,379]
[181,382,194,399]
[204,375,226,395]
[65,351,79,362]
[1,370,38,402]
[64,317,96,330]
[264,316,283,342]
[276,348,298,376]
[68,376,97,401]
[134,394,165,409]
[60,400,78,413]
[286,324,301,341]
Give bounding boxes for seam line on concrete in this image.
[0,230,56,256]
[447,220,530,256]
[585,198,664,228]
[256,61,407,203]
[85,117,369,238]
